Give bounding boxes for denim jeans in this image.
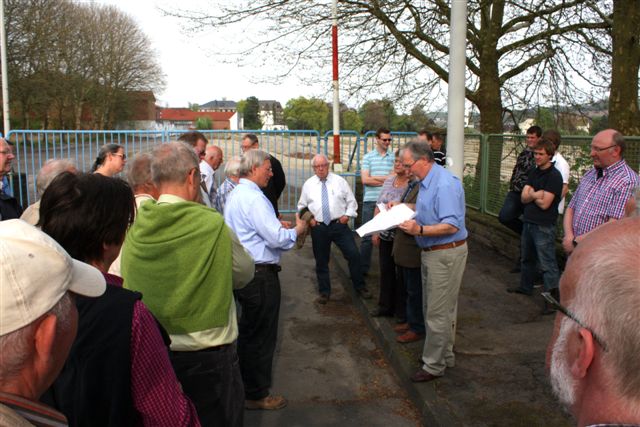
[310,221,364,296]
[498,191,524,236]
[520,222,560,293]
[399,266,424,334]
[359,201,376,274]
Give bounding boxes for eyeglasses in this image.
[393,159,402,163]
[112,153,127,160]
[0,150,13,155]
[590,144,617,152]
[402,159,418,169]
[541,292,608,352]
[380,138,393,142]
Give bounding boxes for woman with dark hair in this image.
[38,172,200,427]
[92,143,127,177]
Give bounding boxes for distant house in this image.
[157,108,239,131]
[115,91,158,130]
[200,100,237,112]
[258,100,284,130]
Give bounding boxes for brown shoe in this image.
[316,294,329,305]
[245,395,288,410]
[410,369,442,383]
[396,330,425,344]
[393,323,409,333]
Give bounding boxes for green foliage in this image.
[283,97,329,132]
[243,96,262,129]
[188,103,200,112]
[359,99,396,131]
[409,105,433,131]
[534,107,556,130]
[392,114,415,131]
[591,115,609,135]
[195,116,213,130]
[236,100,247,114]
[341,109,363,132]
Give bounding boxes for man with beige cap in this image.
[0,219,106,426]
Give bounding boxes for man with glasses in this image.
[178,131,213,207]
[546,217,640,426]
[398,141,468,383]
[562,129,639,255]
[297,154,369,304]
[360,127,395,275]
[0,138,22,221]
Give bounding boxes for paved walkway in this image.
[334,235,573,426]
[244,238,422,427]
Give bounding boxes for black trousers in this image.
[377,238,406,319]
[235,267,281,400]
[170,343,244,427]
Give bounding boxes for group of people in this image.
[499,126,639,313]
[1,123,639,427]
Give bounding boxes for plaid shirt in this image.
[509,148,535,192]
[568,160,639,237]
[106,274,201,427]
[214,177,238,214]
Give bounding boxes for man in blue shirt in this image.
[224,149,307,411]
[399,141,468,383]
[360,127,394,274]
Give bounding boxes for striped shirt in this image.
[0,392,68,426]
[361,149,394,202]
[568,159,639,237]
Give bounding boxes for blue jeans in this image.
[499,191,524,236]
[359,201,376,274]
[520,222,559,293]
[400,266,424,334]
[311,221,364,296]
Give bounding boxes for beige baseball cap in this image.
[0,219,106,336]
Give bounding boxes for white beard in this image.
[550,318,578,410]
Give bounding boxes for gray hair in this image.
[404,140,434,162]
[0,292,73,382]
[36,159,76,196]
[239,149,270,177]
[125,152,153,190]
[311,154,329,167]
[151,142,199,185]
[224,156,242,178]
[569,217,640,407]
[612,130,625,156]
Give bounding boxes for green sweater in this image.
[121,200,233,334]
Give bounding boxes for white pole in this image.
[446,0,467,179]
[0,0,9,136]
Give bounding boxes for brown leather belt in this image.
[422,239,466,252]
[255,264,282,273]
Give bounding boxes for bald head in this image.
[204,145,223,170]
[549,217,640,421]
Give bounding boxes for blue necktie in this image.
[321,180,331,225]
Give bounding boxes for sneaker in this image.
[357,288,373,299]
[245,395,288,410]
[394,323,410,333]
[396,330,425,344]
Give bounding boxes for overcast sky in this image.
[91,0,328,108]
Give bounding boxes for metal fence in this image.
[5,129,640,216]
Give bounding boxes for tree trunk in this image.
[608,0,640,136]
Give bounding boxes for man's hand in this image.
[562,235,574,255]
[399,219,419,236]
[372,234,380,247]
[294,214,308,236]
[309,218,317,228]
[339,215,349,224]
[280,220,292,229]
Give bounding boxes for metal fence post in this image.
[479,134,490,213]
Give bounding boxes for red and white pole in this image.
[331,0,342,171]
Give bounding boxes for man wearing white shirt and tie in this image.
[297,154,371,304]
[200,145,223,207]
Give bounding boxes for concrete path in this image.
[244,239,422,427]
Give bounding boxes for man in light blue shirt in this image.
[224,149,306,411]
[399,140,468,384]
[359,127,394,274]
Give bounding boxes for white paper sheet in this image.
[355,203,416,237]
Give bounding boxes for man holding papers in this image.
[297,154,371,304]
[398,141,468,384]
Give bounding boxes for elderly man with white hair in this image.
[546,217,640,426]
[214,156,241,214]
[0,138,22,220]
[0,220,105,426]
[21,158,77,225]
[297,153,369,304]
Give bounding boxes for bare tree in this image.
[166,0,610,133]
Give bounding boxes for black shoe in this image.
[506,287,532,296]
[370,308,392,317]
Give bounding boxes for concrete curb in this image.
[331,240,459,427]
